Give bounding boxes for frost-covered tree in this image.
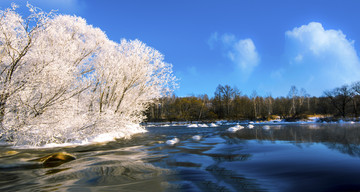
[0,4,176,146]
[0,4,48,123]
[91,39,175,121]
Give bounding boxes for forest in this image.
[146,82,360,122]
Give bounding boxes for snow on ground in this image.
[198,124,209,127]
[16,124,147,149]
[210,123,218,127]
[144,118,360,129]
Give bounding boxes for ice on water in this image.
[166,137,180,146]
[192,135,201,141]
[227,125,244,133]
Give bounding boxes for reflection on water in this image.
[1,124,360,191]
[224,124,360,157]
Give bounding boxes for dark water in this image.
[1,124,360,191]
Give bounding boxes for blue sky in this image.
[2,0,360,97]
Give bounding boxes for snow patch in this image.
[192,135,202,141]
[14,123,147,149]
[227,125,244,133]
[198,124,209,127]
[210,123,218,127]
[166,137,180,146]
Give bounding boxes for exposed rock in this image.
[33,152,76,168]
[4,150,19,156]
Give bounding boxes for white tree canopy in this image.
[0,4,177,146]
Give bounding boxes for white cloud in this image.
[283,22,360,95]
[221,33,236,47]
[207,32,218,50]
[208,33,260,78]
[228,38,260,73]
[286,22,356,57]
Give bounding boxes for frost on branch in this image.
[0,5,177,146]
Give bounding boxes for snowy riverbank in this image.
[144,117,360,128]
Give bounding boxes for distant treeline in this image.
[145,82,360,122]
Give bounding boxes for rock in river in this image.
[33,152,76,168]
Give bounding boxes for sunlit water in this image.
[1,124,360,191]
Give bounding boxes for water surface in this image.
[1,124,360,191]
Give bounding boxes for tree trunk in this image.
[0,93,9,126]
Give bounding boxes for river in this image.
[1,123,360,191]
